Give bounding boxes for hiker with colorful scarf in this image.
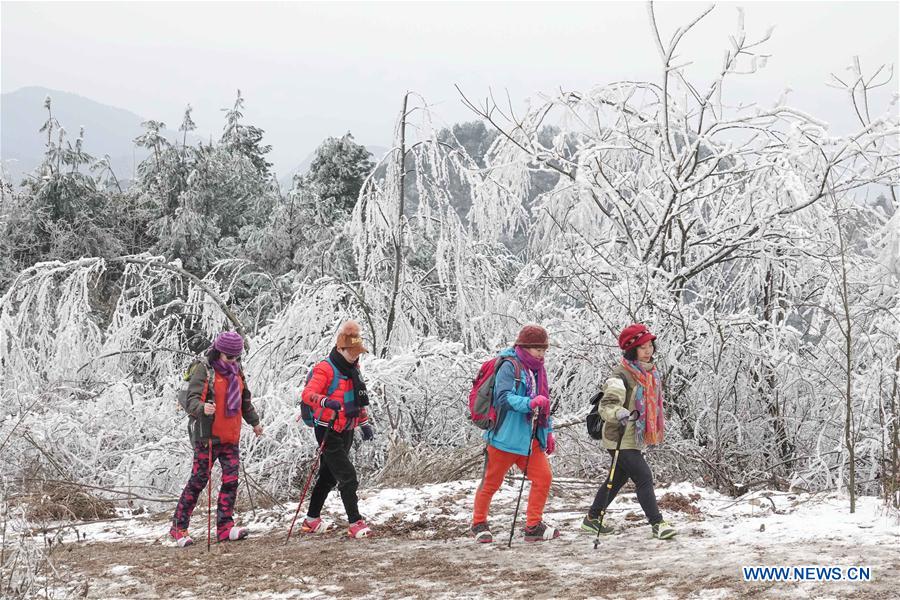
[472,324,559,543]
[170,331,263,547]
[581,323,676,540]
[299,320,374,539]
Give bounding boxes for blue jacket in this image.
[484,348,553,456]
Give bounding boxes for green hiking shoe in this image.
[580,514,614,535]
[651,520,677,539]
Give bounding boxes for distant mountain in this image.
[0,86,186,186]
[278,144,390,191]
[1,86,389,191]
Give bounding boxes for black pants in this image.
[307,426,361,523]
[589,449,662,525]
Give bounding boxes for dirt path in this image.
[50,518,899,599]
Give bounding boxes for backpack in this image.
[468,356,522,430]
[176,359,216,441]
[585,390,605,440]
[300,359,341,427]
[585,375,628,440]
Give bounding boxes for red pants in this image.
[472,441,552,528]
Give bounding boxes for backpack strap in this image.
[201,360,215,402]
[496,356,524,386]
[487,356,526,435]
[322,358,341,397]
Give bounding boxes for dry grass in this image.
[657,491,702,515]
[374,440,484,487]
[15,480,115,522]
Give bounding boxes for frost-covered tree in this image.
[456,4,899,497]
[303,132,374,216]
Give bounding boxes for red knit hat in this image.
[514,324,549,349]
[618,323,656,352]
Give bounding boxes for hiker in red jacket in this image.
[299,320,374,538]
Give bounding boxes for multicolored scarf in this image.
[211,358,242,417]
[620,358,664,446]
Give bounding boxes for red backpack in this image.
[468,356,522,430]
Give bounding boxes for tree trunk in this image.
[382,92,409,358]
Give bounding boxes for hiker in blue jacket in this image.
[471,324,559,543]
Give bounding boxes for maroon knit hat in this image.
[514,324,549,349]
[214,331,244,356]
[618,323,655,352]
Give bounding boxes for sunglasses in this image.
[224,353,239,360]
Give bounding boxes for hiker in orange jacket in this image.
[170,331,262,547]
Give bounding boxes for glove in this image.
[360,424,374,441]
[529,395,550,416]
[545,432,556,455]
[615,408,631,427]
[344,404,360,418]
[322,399,342,411]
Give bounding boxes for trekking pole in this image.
[286,414,337,542]
[207,438,213,552]
[593,410,640,550]
[508,413,538,548]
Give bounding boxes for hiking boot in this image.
[348,519,371,539]
[169,527,193,548]
[651,520,677,540]
[301,517,330,534]
[523,521,560,542]
[580,514,614,535]
[221,526,249,542]
[471,521,493,544]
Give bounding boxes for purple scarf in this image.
[211,359,241,417]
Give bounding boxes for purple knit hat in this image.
[214,331,244,356]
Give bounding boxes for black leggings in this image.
[306,426,361,523]
[589,449,662,525]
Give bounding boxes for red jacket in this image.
[301,360,369,433]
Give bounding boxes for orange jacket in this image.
[207,372,246,444]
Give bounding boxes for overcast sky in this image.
[3,1,898,175]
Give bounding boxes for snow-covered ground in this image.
[25,479,900,598]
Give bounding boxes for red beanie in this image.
[618,324,655,352]
[514,324,549,349]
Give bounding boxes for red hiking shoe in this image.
[169,527,193,548]
[301,517,331,534]
[348,519,371,538]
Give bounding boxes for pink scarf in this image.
[514,346,549,398]
[515,346,550,426]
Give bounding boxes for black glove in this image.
[360,424,374,441]
[322,399,342,411]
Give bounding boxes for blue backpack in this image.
[300,359,341,427]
